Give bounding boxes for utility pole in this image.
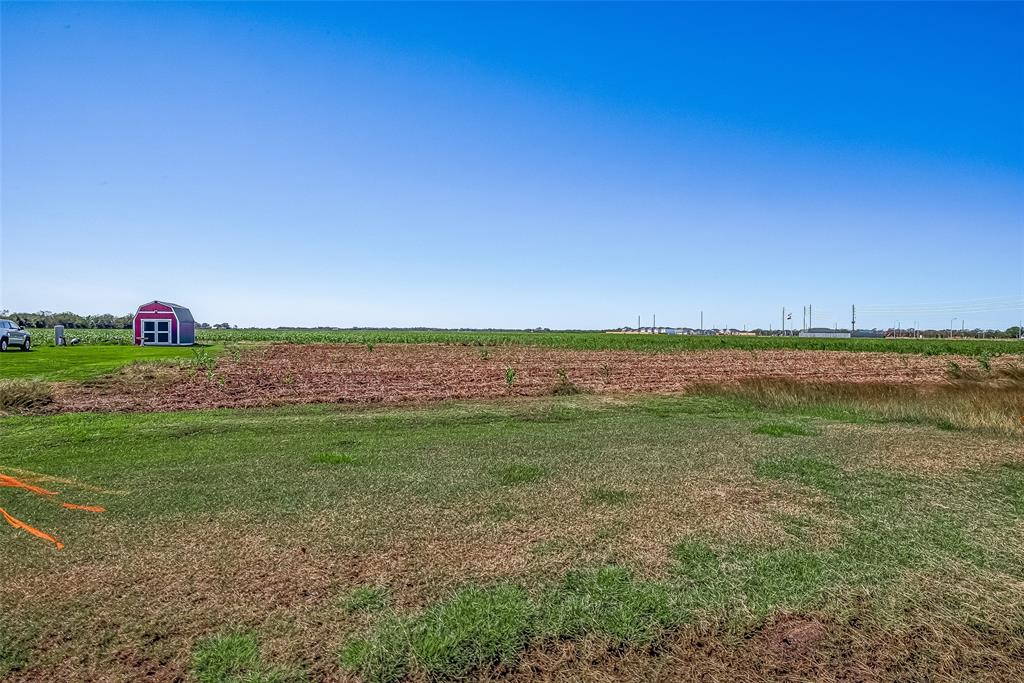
[653,314,656,331]
[637,315,641,332]
[851,305,856,333]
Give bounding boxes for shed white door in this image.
[142,319,171,344]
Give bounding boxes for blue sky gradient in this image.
[2,2,1022,329]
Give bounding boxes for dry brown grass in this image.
[0,379,53,413]
[699,365,1024,437]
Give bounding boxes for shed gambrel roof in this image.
[138,300,195,324]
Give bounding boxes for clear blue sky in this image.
[2,2,1022,329]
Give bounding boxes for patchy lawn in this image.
[2,394,1021,681]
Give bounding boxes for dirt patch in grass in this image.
[51,344,1005,414]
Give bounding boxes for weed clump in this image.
[550,368,582,396]
[504,367,517,392]
[0,379,53,413]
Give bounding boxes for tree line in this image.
[0,311,232,329]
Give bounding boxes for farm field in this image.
[44,343,1024,425]
[2,341,1023,682]
[15,326,1024,356]
[2,394,1022,682]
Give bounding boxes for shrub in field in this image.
[551,368,582,395]
[504,367,517,392]
[0,379,53,412]
[189,347,216,373]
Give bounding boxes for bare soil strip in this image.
[54,344,1003,413]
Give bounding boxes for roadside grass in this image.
[0,344,219,381]
[2,394,1021,680]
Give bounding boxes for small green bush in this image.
[551,368,582,396]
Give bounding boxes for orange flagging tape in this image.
[0,474,58,497]
[61,503,106,513]
[1,507,64,551]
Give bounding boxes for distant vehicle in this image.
[0,319,32,352]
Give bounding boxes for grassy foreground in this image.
[2,394,1022,681]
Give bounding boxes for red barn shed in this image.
[133,301,196,346]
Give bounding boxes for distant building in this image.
[799,328,850,339]
[799,328,885,339]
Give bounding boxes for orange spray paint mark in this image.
[61,503,106,513]
[0,474,58,497]
[1,472,107,550]
[1,507,64,551]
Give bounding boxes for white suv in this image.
[0,319,31,352]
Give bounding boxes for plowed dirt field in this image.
[53,343,997,413]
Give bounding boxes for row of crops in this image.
[21,327,1022,355]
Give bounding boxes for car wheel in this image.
[0,338,7,352]
[22,337,31,351]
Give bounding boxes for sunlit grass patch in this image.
[341,586,390,615]
[192,631,305,683]
[340,584,534,683]
[494,463,547,486]
[586,487,637,506]
[752,422,818,437]
[311,452,360,465]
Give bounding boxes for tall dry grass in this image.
[700,366,1024,436]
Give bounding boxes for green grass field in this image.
[3,394,1021,681]
[0,344,217,381]
[14,326,1024,355]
